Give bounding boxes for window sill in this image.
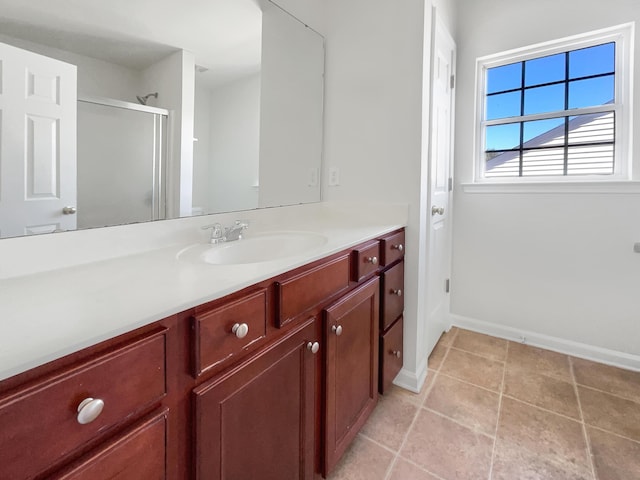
[461,180,640,194]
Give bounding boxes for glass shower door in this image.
[77,99,167,230]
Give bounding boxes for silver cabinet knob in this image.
[391,350,402,359]
[62,206,77,215]
[392,244,404,252]
[332,325,343,336]
[232,323,249,339]
[391,289,402,297]
[76,398,104,425]
[307,342,320,354]
[366,256,378,265]
[431,206,445,216]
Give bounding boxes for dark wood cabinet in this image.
[378,229,405,394]
[53,409,168,480]
[0,229,405,480]
[193,318,318,480]
[323,278,379,476]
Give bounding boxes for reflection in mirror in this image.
[0,0,324,239]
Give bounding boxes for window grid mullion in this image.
[563,51,570,175]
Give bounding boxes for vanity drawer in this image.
[352,241,380,282]
[193,288,268,377]
[276,255,350,328]
[0,330,167,480]
[54,409,167,479]
[380,316,403,394]
[381,261,404,331]
[380,230,405,267]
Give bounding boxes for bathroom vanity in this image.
[0,204,406,479]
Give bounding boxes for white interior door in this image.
[0,42,77,238]
[426,14,456,356]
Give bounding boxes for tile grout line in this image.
[448,344,508,364]
[587,424,640,446]
[487,340,508,480]
[575,382,640,405]
[382,369,441,480]
[382,334,456,480]
[420,405,495,440]
[570,356,598,480]
[436,370,503,395]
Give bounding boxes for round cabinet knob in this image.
[391,289,402,297]
[232,323,249,339]
[392,350,402,359]
[76,398,105,425]
[332,325,343,336]
[392,244,404,252]
[366,256,378,265]
[307,342,320,354]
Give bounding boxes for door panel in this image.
[0,41,77,238]
[426,14,456,355]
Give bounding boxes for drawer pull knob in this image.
[332,325,343,336]
[392,244,404,252]
[232,323,249,339]
[392,350,402,359]
[391,288,402,297]
[307,341,320,354]
[76,398,105,425]
[365,256,378,265]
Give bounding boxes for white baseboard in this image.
[450,314,640,372]
[393,355,429,393]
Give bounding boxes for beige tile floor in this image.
[327,328,640,480]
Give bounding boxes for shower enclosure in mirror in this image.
[0,0,324,239]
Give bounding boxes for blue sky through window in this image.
[485,42,615,152]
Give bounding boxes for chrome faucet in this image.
[202,220,249,244]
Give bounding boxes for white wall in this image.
[0,34,143,100]
[451,0,640,364]
[193,85,212,213]
[323,0,457,390]
[258,3,324,208]
[141,50,195,219]
[208,74,261,213]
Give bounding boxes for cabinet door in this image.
[194,318,318,480]
[53,410,167,480]
[323,278,379,475]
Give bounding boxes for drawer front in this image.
[276,255,350,328]
[381,261,404,331]
[54,409,167,480]
[352,241,380,282]
[380,230,405,267]
[380,316,403,395]
[0,330,166,480]
[193,288,268,377]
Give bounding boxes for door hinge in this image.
[448,177,453,192]
[445,278,450,293]
[450,74,455,89]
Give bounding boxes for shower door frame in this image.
[77,94,169,222]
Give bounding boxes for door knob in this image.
[431,206,444,216]
[62,206,77,215]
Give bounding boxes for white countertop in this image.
[0,202,407,382]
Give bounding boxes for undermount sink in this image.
[177,231,328,265]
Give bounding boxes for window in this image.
[475,24,633,183]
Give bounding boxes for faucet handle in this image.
[202,223,225,243]
[234,220,249,229]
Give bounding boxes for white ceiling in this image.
[0,0,263,82]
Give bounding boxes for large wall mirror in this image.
[0,0,324,239]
